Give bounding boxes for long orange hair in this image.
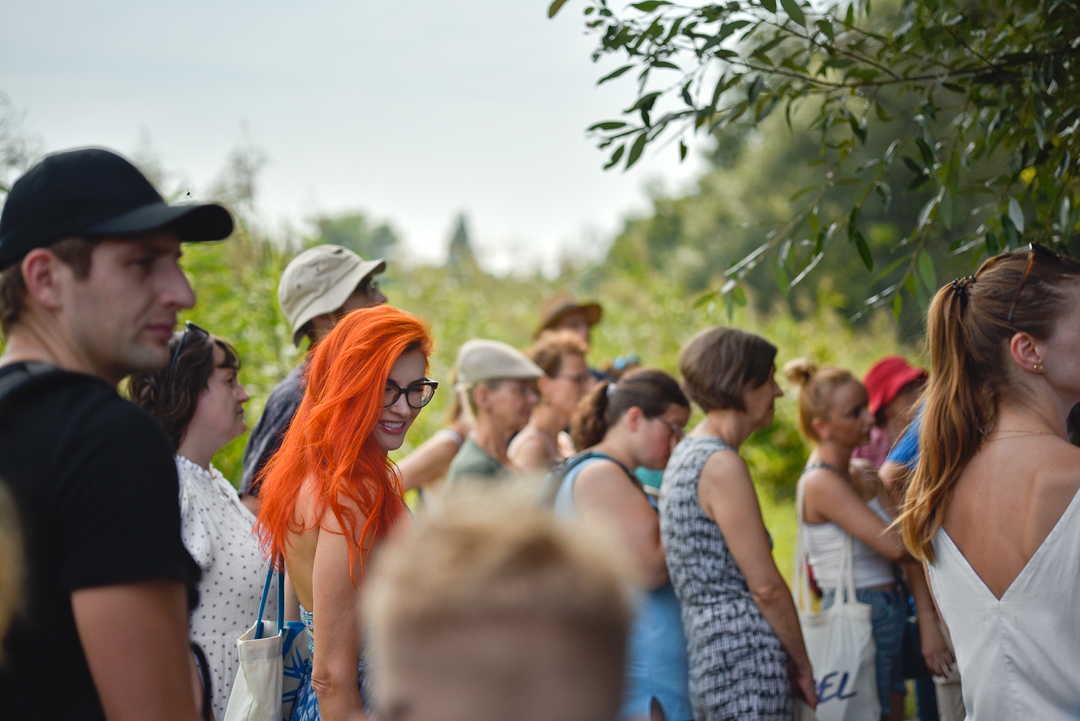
[257,305,433,574]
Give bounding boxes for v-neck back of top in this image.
[926,488,1080,720]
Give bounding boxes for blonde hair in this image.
[782,358,856,442]
[901,248,1080,562]
[365,496,632,721]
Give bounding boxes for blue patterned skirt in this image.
[291,605,370,721]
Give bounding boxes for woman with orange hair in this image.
[257,306,437,721]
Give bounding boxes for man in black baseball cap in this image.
[0,148,231,721]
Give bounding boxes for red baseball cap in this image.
[863,356,927,415]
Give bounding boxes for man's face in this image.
[61,230,195,384]
[552,309,592,348]
[480,378,539,436]
[339,274,388,315]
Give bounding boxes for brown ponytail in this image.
[901,249,1080,561]
[569,368,688,450]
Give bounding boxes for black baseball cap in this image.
[0,147,233,270]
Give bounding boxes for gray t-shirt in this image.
[445,436,509,488]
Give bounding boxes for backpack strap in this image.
[537,450,645,507]
[0,362,78,415]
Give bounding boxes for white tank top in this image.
[803,497,895,589]
[927,490,1080,720]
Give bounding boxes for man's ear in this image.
[21,248,68,311]
[473,384,491,414]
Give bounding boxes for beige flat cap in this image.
[455,340,544,385]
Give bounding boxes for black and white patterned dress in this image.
[659,436,792,721]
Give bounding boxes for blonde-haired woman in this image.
[785,359,912,720]
[901,245,1080,720]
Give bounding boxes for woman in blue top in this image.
[553,368,692,721]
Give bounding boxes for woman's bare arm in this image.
[573,461,668,589]
[310,509,369,721]
[698,452,817,708]
[397,434,461,492]
[802,470,910,562]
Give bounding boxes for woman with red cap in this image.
[852,356,926,469]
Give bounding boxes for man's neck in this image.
[470,421,514,465]
[0,325,115,386]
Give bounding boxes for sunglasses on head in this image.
[1006,243,1062,323]
[166,321,210,378]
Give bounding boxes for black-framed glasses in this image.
[384,378,439,409]
[1006,243,1061,322]
[657,417,685,444]
[167,321,209,378]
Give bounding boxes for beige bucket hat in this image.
[278,245,386,346]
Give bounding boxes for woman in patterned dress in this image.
[130,323,274,720]
[659,326,816,721]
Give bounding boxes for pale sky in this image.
[0,0,708,273]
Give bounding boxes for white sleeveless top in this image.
[927,489,1080,720]
[804,497,895,589]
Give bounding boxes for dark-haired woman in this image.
[130,324,274,721]
[553,369,692,721]
[660,327,815,721]
[900,246,1080,720]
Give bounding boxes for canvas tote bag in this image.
[794,484,880,721]
[224,562,312,721]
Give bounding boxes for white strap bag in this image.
[794,483,880,721]
[224,563,311,721]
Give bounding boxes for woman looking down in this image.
[553,369,691,721]
[660,327,815,721]
[901,245,1080,720]
[257,306,436,721]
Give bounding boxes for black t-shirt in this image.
[0,363,201,720]
[239,361,306,496]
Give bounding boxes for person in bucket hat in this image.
[0,147,231,720]
[239,244,388,504]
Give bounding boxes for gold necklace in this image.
[984,429,1062,441]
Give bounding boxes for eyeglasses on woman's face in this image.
[384,378,439,409]
[1006,242,1062,322]
[167,321,210,378]
[657,417,685,444]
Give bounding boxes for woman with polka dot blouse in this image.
[130,323,276,721]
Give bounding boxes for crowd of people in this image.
[0,145,1078,721]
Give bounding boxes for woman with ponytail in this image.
[900,245,1080,720]
[553,369,692,721]
[661,327,816,721]
[785,359,923,720]
[257,306,436,721]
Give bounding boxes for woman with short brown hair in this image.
[660,327,815,721]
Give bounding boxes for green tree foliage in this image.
[551,0,1080,314]
[313,212,400,260]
